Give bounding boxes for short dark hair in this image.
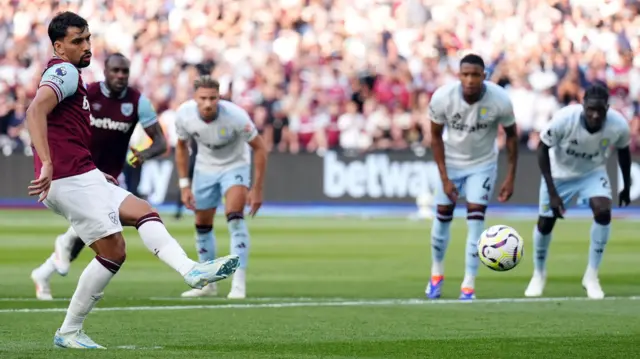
[194,75,220,91]
[48,11,89,45]
[584,84,609,103]
[105,52,128,68]
[460,54,485,69]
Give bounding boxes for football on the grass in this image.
[477,225,524,271]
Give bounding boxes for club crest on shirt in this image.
[478,107,489,121]
[92,103,102,111]
[121,103,133,117]
[218,127,233,140]
[599,138,610,152]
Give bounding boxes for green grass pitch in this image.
[0,209,639,358]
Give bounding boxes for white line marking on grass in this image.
[1,296,639,314]
[116,345,164,350]
[0,298,70,302]
[148,296,350,302]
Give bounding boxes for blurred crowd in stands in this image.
[1,0,640,158]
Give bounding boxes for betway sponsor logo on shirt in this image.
[90,115,132,132]
[322,152,438,199]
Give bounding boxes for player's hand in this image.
[248,188,263,217]
[181,188,196,211]
[549,193,565,219]
[619,187,631,207]
[128,146,144,168]
[497,177,514,202]
[103,172,119,185]
[442,179,459,203]
[28,162,53,202]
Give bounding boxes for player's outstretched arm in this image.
[498,124,519,202]
[25,86,59,200]
[248,135,268,217]
[617,146,632,206]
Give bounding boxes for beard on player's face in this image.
[63,49,91,68]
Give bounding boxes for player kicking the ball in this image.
[175,76,268,299]
[27,13,238,349]
[426,54,519,300]
[30,52,172,300]
[525,84,631,299]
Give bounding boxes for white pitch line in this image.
[0,298,70,302]
[1,296,639,314]
[148,296,351,302]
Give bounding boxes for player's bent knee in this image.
[467,204,487,221]
[119,195,156,227]
[195,209,216,226]
[435,205,454,223]
[91,233,127,267]
[593,209,611,225]
[537,217,555,235]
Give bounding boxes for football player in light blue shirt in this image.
[526,84,632,299]
[175,75,269,299]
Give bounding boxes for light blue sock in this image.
[533,226,552,273]
[195,225,216,262]
[588,222,610,270]
[465,219,485,277]
[227,213,250,269]
[430,217,452,275]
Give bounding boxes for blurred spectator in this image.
[0,0,639,156]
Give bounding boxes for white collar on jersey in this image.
[99,81,127,99]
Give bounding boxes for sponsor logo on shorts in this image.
[108,212,119,225]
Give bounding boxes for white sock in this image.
[232,268,246,288]
[431,261,444,277]
[60,257,119,333]
[59,226,78,247]
[584,266,598,280]
[136,214,195,276]
[34,253,57,280]
[461,275,476,289]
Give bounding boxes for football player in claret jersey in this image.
[525,85,631,299]
[427,54,519,300]
[29,53,172,300]
[175,76,269,299]
[26,13,238,349]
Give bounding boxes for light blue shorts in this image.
[192,165,251,210]
[434,162,498,206]
[538,169,611,217]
